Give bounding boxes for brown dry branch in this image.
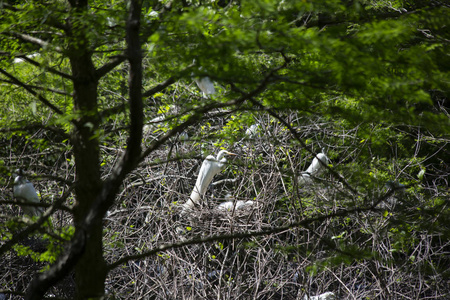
[1,106,448,299]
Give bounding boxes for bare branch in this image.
[142,63,195,98]
[0,78,70,96]
[106,200,394,271]
[25,2,144,297]
[0,124,68,138]
[9,32,62,52]
[20,56,73,80]
[94,55,127,80]
[142,76,176,98]
[247,97,360,197]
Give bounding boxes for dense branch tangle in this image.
[0,1,448,299]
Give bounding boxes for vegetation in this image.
[0,0,448,299]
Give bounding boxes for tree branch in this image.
[9,32,63,52]
[0,78,70,96]
[139,99,241,163]
[20,56,73,80]
[107,195,396,271]
[142,76,176,98]
[23,4,284,297]
[25,2,144,297]
[0,187,74,258]
[0,69,64,115]
[303,2,444,29]
[141,63,196,98]
[0,124,68,138]
[249,98,360,197]
[94,55,127,80]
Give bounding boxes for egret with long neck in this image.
[299,151,330,184]
[181,150,237,213]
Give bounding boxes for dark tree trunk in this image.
[25,1,144,298]
[70,56,105,299]
[67,2,105,299]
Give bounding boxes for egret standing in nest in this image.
[181,150,237,213]
[12,169,43,217]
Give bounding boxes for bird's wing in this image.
[195,77,215,96]
[14,182,40,203]
[14,179,42,216]
[218,201,234,210]
[298,172,313,185]
[306,153,329,176]
[187,156,217,203]
[305,159,317,175]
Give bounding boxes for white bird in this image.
[303,292,336,300]
[218,200,254,211]
[181,150,237,213]
[299,152,330,184]
[143,107,188,142]
[13,53,39,64]
[194,76,216,98]
[13,169,43,217]
[192,59,216,98]
[245,124,259,138]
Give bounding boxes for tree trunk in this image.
[68,4,105,298]
[70,59,105,298]
[23,0,142,298]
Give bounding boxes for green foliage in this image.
[0,0,448,298]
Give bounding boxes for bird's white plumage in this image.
[303,292,335,300]
[13,171,42,216]
[218,200,254,211]
[13,53,39,64]
[299,152,329,184]
[305,153,329,176]
[298,172,313,184]
[181,150,236,213]
[194,77,216,98]
[245,124,259,138]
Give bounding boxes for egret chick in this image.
[218,200,254,211]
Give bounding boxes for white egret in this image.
[192,59,216,98]
[194,76,216,98]
[245,124,260,138]
[181,150,237,213]
[12,169,43,217]
[217,200,254,211]
[299,151,330,184]
[303,292,336,300]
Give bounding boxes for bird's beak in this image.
[226,151,238,156]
